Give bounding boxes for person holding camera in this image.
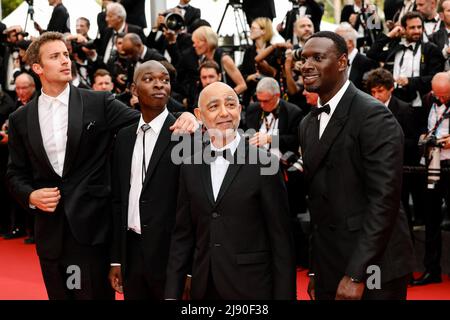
[34,0,70,35]
[412,72,450,286]
[0,26,24,100]
[429,0,450,71]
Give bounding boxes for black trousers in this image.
[122,230,165,300]
[39,218,114,300]
[423,166,450,275]
[316,274,410,300]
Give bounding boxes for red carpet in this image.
[1,237,449,300]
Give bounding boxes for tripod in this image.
[217,1,250,49]
[24,1,35,35]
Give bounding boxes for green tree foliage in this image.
[2,0,24,19]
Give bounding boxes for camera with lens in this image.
[418,134,444,149]
[71,39,96,58]
[281,151,304,173]
[161,11,185,32]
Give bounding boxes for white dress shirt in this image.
[393,41,422,107]
[428,103,450,160]
[127,109,169,234]
[38,84,70,177]
[210,134,241,201]
[424,15,442,38]
[259,111,282,159]
[318,80,350,138]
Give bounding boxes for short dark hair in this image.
[77,17,90,29]
[365,68,395,91]
[401,11,424,28]
[305,31,348,57]
[198,60,221,75]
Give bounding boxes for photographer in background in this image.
[34,0,70,34]
[413,72,450,286]
[0,26,23,100]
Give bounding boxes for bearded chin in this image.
[305,84,320,93]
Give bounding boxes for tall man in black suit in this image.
[109,61,184,299]
[299,31,414,300]
[165,82,296,300]
[365,67,418,236]
[6,32,197,300]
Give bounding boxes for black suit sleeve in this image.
[366,33,394,62]
[164,164,195,299]
[345,104,404,281]
[104,93,140,133]
[110,130,123,263]
[340,5,355,23]
[278,104,302,154]
[6,112,35,209]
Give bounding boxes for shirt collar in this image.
[318,80,351,116]
[117,22,126,34]
[384,97,391,108]
[40,84,70,106]
[210,132,241,156]
[140,46,147,60]
[348,48,358,64]
[136,108,169,135]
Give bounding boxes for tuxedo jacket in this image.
[47,3,70,34]
[388,96,419,165]
[242,0,276,24]
[245,99,303,154]
[183,5,201,29]
[299,83,414,296]
[349,53,378,91]
[121,0,147,29]
[165,139,296,300]
[111,113,182,279]
[6,85,140,259]
[366,34,445,102]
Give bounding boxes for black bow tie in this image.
[210,148,233,161]
[310,104,330,117]
[263,110,279,119]
[424,17,438,23]
[402,44,414,51]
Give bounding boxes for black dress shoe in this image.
[2,228,25,239]
[412,272,442,286]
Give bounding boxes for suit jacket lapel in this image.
[306,83,356,179]
[201,144,215,206]
[27,95,59,178]
[142,113,176,189]
[277,101,288,134]
[62,85,83,177]
[123,123,139,197]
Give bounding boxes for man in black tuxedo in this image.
[109,61,186,299]
[6,32,197,300]
[429,0,450,71]
[165,82,296,300]
[97,2,146,66]
[34,0,70,35]
[277,0,324,42]
[299,31,414,300]
[175,0,201,30]
[365,67,418,236]
[121,0,147,29]
[335,23,378,91]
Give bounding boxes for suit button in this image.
[142,224,148,228]
[212,212,220,219]
[140,200,148,204]
[214,243,221,247]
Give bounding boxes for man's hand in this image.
[0,131,8,145]
[182,275,192,300]
[438,135,450,149]
[396,76,409,87]
[249,132,272,147]
[108,266,123,294]
[387,25,403,38]
[335,275,365,300]
[307,276,316,300]
[349,13,359,26]
[34,21,43,33]
[170,112,199,134]
[29,187,61,212]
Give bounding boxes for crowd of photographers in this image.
[1,0,450,286]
